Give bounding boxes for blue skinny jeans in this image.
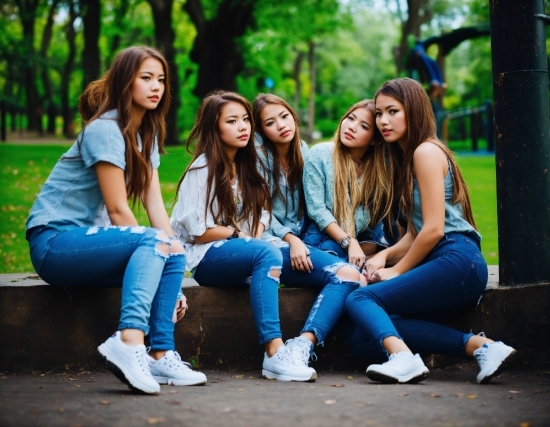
[193,238,283,345]
[344,232,488,359]
[277,244,360,345]
[28,225,185,351]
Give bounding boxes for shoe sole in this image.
[366,368,430,384]
[261,369,317,382]
[153,375,207,386]
[97,345,160,395]
[478,349,517,384]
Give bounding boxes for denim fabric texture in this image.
[28,225,184,351]
[26,110,159,234]
[255,136,310,240]
[277,244,360,345]
[345,232,487,358]
[303,142,371,233]
[193,238,283,345]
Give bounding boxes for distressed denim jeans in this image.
[193,238,283,345]
[344,232,488,359]
[277,244,360,345]
[28,225,185,351]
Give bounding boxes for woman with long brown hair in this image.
[253,93,365,376]
[26,46,206,395]
[171,91,316,382]
[302,99,393,268]
[345,78,515,385]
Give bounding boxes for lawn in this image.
[0,144,498,274]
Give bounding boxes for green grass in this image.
[0,144,497,274]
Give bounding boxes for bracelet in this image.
[227,229,239,240]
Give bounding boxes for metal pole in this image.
[490,0,550,286]
[471,109,479,152]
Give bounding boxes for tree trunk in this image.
[184,0,257,98]
[395,0,433,74]
[306,41,316,143]
[293,51,305,112]
[107,0,130,66]
[16,0,40,131]
[81,0,101,90]
[40,0,60,135]
[61,2,78,139]
[147,0,179,145]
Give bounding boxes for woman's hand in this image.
[369,267,400,283]
[172,296,188,323]
[364,251,387,282]
[347,238,366,268]
[287,235,313,273]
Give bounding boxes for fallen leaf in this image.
[324,399,336,405]
[234,374,244,379]
[238,388,244,392]
[248,376,254,378]
[188,406,197,412]
[223,407,232,413]
[520,422,531,427]
[59,408,65,413]
[508,390,522,394]
[399,393,409,397]
[169,391,178,394]
[363,421,377,426]
[347,376,354,379]
[330,384,345,388]
[170,401,180,405]
[468,395,477,399]
[99,401,110,405]
[429,394,440,398]
[147,417,165,425]
[455,393,464,398]
[38,386,44,389]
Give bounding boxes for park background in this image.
[1,0,550,274]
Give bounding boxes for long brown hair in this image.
[176,91,270,235]
[78,46,171,205]
[332,100,390,236]
[252,94,306,219]
[374,77,476,232]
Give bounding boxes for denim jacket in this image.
[255,135,309,240]
[303,142,370,235]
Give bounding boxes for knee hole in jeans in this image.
[334,265,362,283]
[268,267,281,282]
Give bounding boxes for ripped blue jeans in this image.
[345,232,488,359]
[27,225,185,351]
[193,238,283,345]
[278,244,360,345]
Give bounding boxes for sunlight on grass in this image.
[0,144,497,274]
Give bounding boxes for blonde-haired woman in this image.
[303,99,394,268]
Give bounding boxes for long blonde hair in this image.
[332,100,390,236]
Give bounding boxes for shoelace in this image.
[167,351,193,372]
[285,339,317,366]
[385,352,407,366]
[275,346,295,365]
[134,347,153,373]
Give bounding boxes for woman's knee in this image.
[334,265,362,282]
[345,287,374,312]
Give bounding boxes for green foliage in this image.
[0,143,498,273]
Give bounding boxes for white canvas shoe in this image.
[149,350,207,386]
[474,341,516,384]
[262,345,317,382]
[366,352,430,384]
[98,331,160,394]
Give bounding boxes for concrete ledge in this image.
[1,268,549,372]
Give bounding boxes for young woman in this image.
[345,78,515,384]
[252,94,364,373]
[302,99,393,267]
[170,91,316,382]
[25,46,206,395]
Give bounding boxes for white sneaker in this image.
[366,352,430,384]
[262,346,317,382]
[474,341,516,384]
[149,350,207,386]
[98,331,160,394]
[285,337,317,368]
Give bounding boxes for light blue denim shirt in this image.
[411,157,481,242]
[303,142,370,234]
[255,134,309,240]
[26,110,160,234]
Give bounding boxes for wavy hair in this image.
[176,91,270,235]
[252,93,306,220]
[375,77,476,232]
[332,100,390,236]
[78,46,171,204]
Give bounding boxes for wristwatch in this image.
[339,235,352,250]
[227,228,240,240]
